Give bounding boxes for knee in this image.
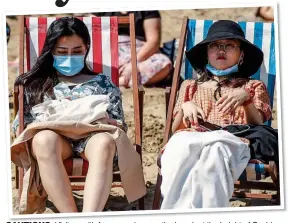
[32,130,62,160]
[85,134,116,164]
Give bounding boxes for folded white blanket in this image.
[160,130,250,209]
[31,95,109,123]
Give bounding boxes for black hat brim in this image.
[185,33,264,78]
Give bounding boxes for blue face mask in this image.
[206,63,239,77]
[53,55,85,76]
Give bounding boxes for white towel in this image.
[31,95,109,124]
[160,130,250,209]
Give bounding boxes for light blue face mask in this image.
[206,63,239,77]
[53,55,85,76]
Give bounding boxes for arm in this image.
[216,81,272,125]
[171,80,205,133]
[244,81,272,124]
[243,103,264,125]
[136,18,161,62]
[171,80,189,133]
[172,109,187,133]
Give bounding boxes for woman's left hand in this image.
[216,88,250,114]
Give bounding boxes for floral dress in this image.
[12,74,126,169]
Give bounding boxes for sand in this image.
[6,7,278,214]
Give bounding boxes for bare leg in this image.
[31,130,77,213]
[81,133,116,212]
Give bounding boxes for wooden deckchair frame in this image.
[13,13,145,210]
[152,16,280,210]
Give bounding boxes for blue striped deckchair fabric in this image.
[183,20,276,127]
[239,163,266,181]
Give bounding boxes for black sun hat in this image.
[185,20,264,78]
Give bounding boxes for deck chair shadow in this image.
[152,17,280,209]
[13,14,145,210]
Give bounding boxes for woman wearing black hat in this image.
[160,20,272,209]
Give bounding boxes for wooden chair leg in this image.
[18,167,24,202]
[165,87,171,117]
[276,185,281,205]
[15,164,19,189]
[138,196,145,210]
[152,173,162,210]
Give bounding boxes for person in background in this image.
[6,22,11,43]
[92,11,172,88]
[256,7,274,21]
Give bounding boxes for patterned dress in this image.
[173,79,272,133]
[118,35,172,86]
[12,74,126,163]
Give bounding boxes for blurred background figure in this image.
[6,22,11,43]
[256,6,274,21]
[92,11,172,88]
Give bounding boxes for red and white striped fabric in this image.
[25,16,119,86]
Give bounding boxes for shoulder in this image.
[180,79,196,89]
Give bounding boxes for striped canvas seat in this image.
[183,20,276,181]
[25,16,120,177]
[239,163,266,181]
[25,16,119,85]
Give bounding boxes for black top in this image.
[92,11,161,41]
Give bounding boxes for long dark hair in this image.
[15,17,95,112]
[195,68,250,101]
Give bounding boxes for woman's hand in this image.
[119,63,133,87]
[216,88,250,114]
[181,101,206,127]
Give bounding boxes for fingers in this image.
[232,101,241,112]
[217,96,231,111]
[221,100,237,114]
[119,65,125,74]
[215,95,228,106]
[181,101,206,127]
[192,110,198,125]
[182,116,189,128]
[198,108,207,122]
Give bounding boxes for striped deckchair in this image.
[153,17,279,209]
[14,14,145,210]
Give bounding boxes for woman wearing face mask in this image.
[12,17,141,213]
[160,20,272,209]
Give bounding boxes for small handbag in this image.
[160,38,176,63]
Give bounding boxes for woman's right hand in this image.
[181,101,206,127]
